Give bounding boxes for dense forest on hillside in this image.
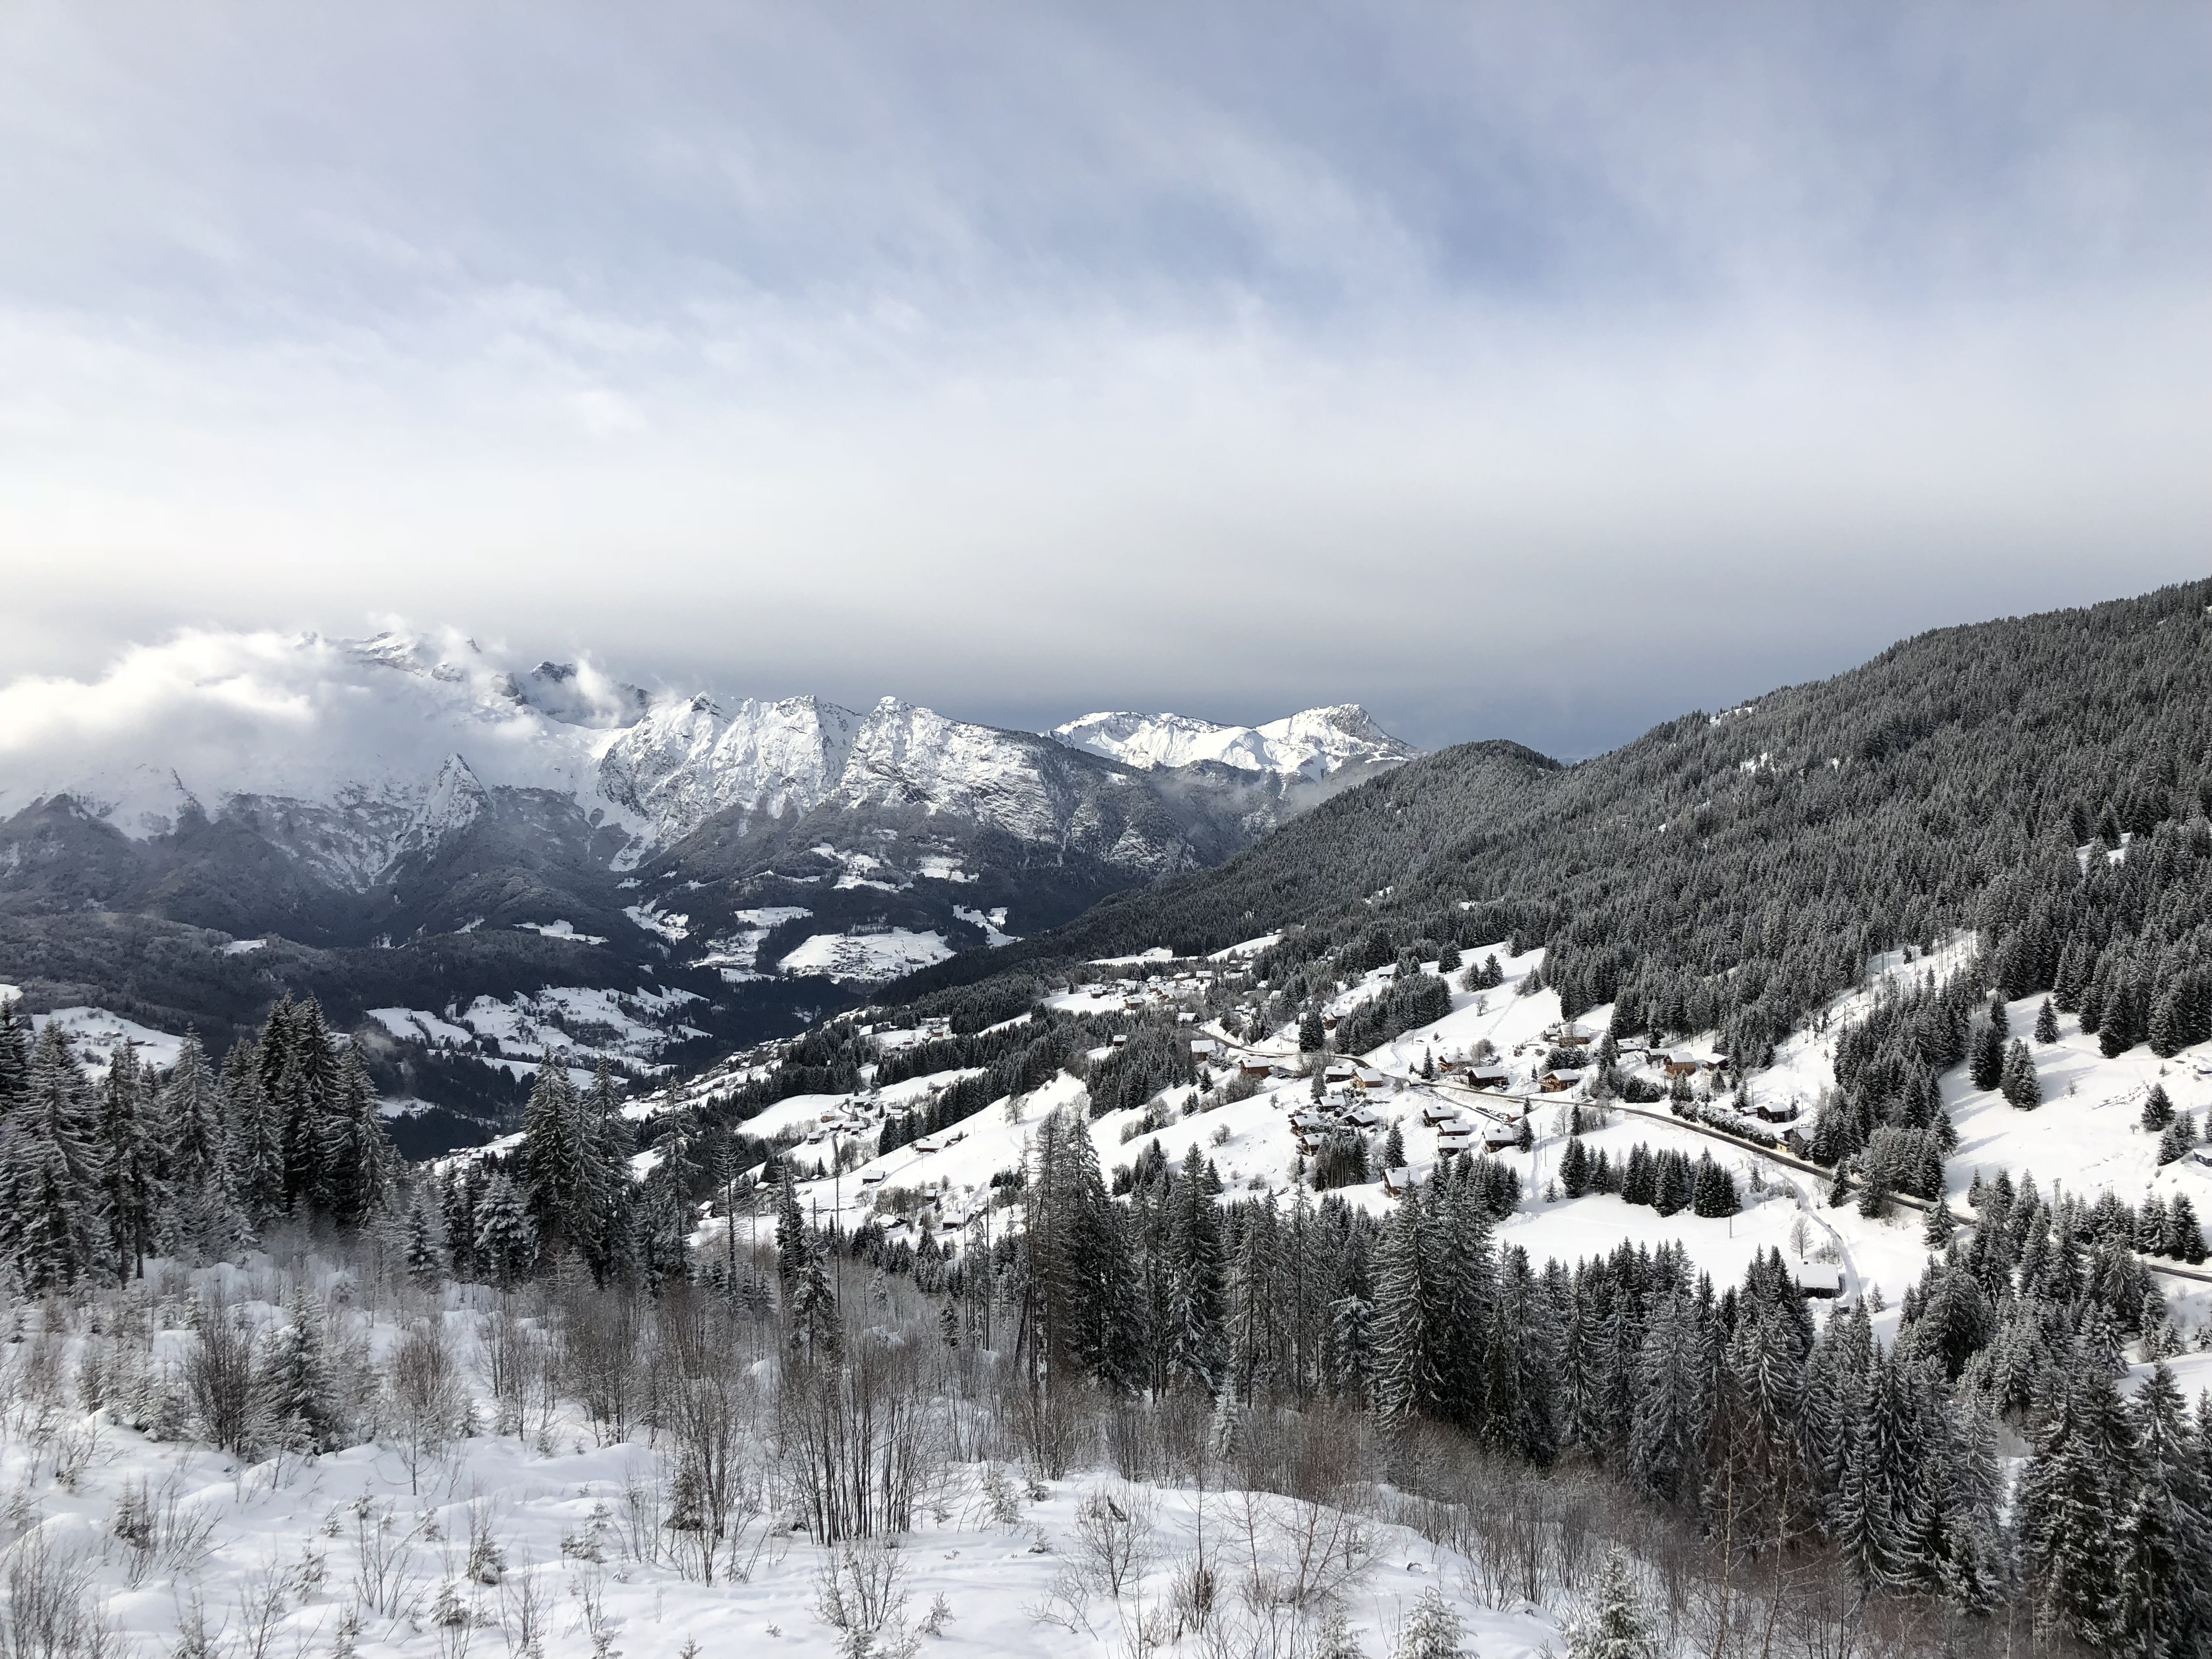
[896,580,2212,1075]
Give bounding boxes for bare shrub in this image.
[387,1323,468,1494]
[185,1301,264,1459]
[0,1533,124,1659]
[105,1471,218,1588]
[349,1498,423,1621]
[1071,1485,1159,1602]
[560,1291,643,1448]
[782,1331,943,1543]
[815,1539,916,1658]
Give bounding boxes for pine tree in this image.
[258,1285,340,1453]
[404,1198,444,1287]
[0,1000,30,1107]
[1987,993,2010,1038]
[473,1175,539,1288]
[0,1026,108,1293]
[2166,1194,2208,1264]
[1166,1145,1225,1393]
[1968,1021,2005,1091]
[1298,1011,1326,1052]
[2034,997,2060,1044]
[1999,1040,2041,1110]
[774,1173,809,1287]
[1392,1586,1464,1659]
[2116,1363,2212,1659]
[161,1033,246,1259]
[273,999,341,1211]
[97,1047,161,1279]
[1567,1550,1652,1659]
[2158,1115,2197,1167]
[316,1049,394,1227]
[2146,1083,2178,1131]
[2017,1344,2137,1647]
[1369,1193,1436,1427]
[223,1039,284,1225]
[1923,1197,1955,1246]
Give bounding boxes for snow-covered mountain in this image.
[0,629,1416,1125]
[1050,705,1416,781]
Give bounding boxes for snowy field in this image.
[0,1273,1562,1659]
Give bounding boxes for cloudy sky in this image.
[2,2,2206,757]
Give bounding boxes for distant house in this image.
[1794,1263,1845,1299]
[911,1135,942,1154]
[1467,1066,1511,1090]
[1347,1105,1385,1130]
[1420,1100,1459,1127]
[1481,1123,1521,1152]
[1353,1067,1388,1092]
[1538,1069,1585,1093]
[1663,1052,1702,1078]
[1239,1059,1275,1079]
[1437,1128,1474,1155]
[860,1168,888,1186]
[1754,1100,1801,1124]
[1188,1037,1217,1057]
[1111,1033,1130,1047]
[1382,1166,1413,1197]
[1324,1061,1357,1083]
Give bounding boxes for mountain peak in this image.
[1049,706,1416,779]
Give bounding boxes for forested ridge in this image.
[896,578,2212,1076]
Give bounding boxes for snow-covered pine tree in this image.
[1999,1039,2042,1109]
[0,1000,29,1105]
[473,1173,539,1288]
[404,1197,444,1287]
[97,1046,161,1279]
[2116,1361,2212,1658]
[316,1048,395,1227]
[223,1037,284,1225]
[161,1032,247,1260]
[2034,997,2060,1044]
[1566,1550,1651,1659]
[1368,1188,1436,1428]
[1166,1144,1225,1394]
[1627,1288,1708,1510]
[259,1284,341,1453]
[2016,1343,2137,1647]
[1967,1020,2005,1091]
[0,1025,108,1292]
[575,1061,634,1286]
[2143,1082,2177,1131]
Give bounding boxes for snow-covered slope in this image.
[1051,704,1416,781]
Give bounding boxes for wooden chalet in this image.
[1538,1068,1586,1093]
[1794,1263,1845,1299]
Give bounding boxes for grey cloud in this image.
[0,2,2206,759]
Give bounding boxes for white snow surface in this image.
[1050,705,1415,780]
[0,1281,1566,1659]
[776,930,955,983]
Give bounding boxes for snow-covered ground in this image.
[0,1279,1558,1659]
[776,931,954,983]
